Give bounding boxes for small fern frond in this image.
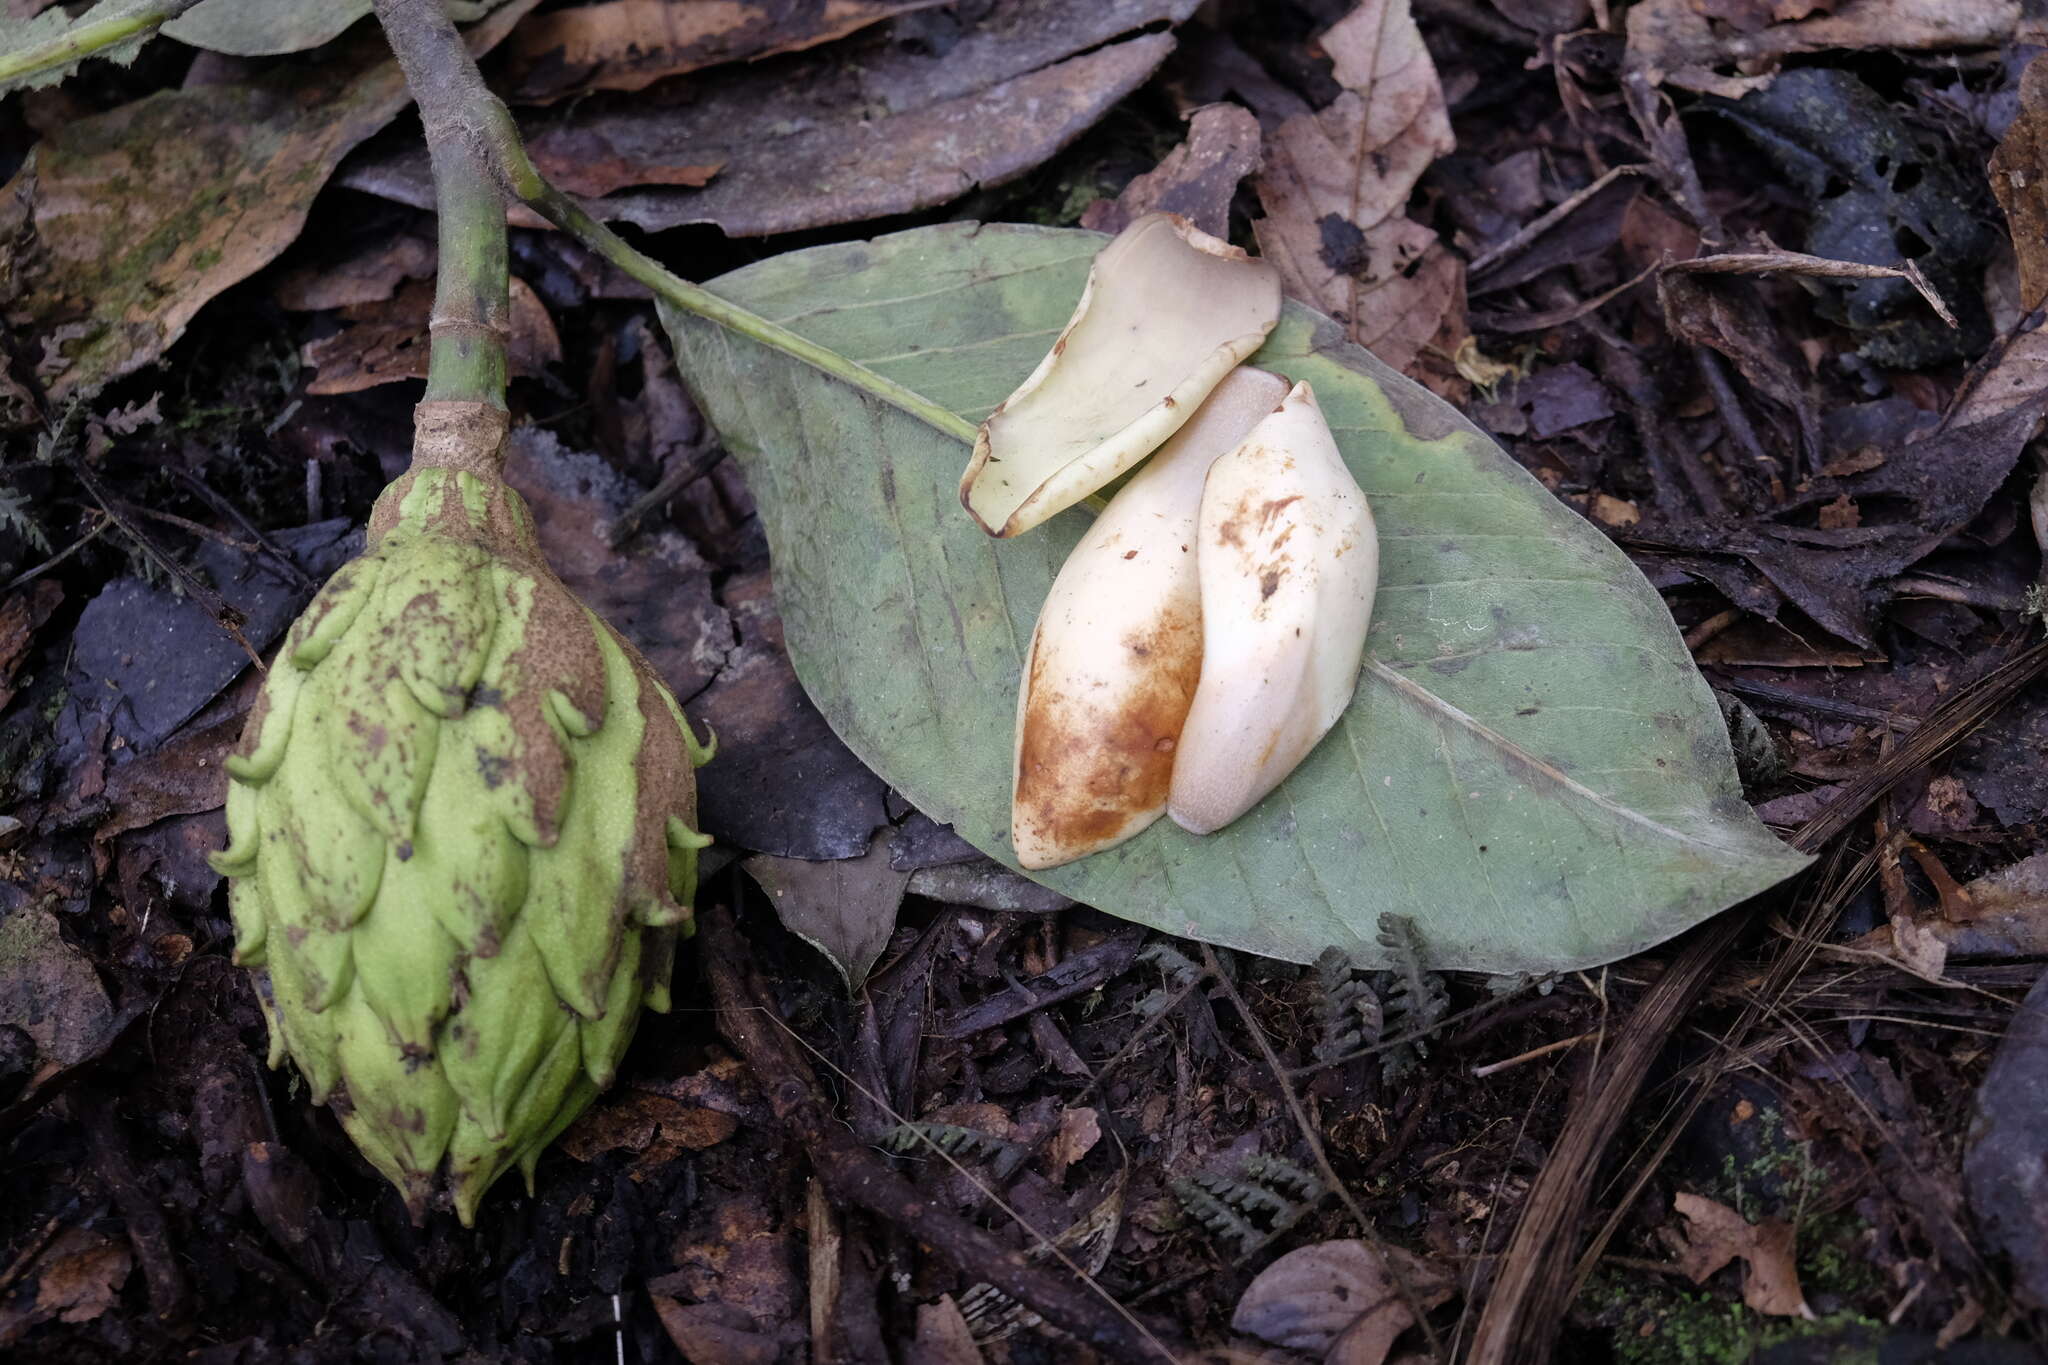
[878,1122,1029,1182]
[1312,945,1385,1064]
[1375,914,1449,1083]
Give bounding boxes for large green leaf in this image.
[660,223,1808,972]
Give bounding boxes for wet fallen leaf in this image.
[1964,967,2048,1309]
[1665,1192,1813,1318]
[1700,72,1990,368]
[62,520,357,755]
[1080,102,1262,239]
[744,827,909,992]
[0,904,114,1073]
[1491,0,1591,34]
[495,0,944,103]
[300,276,561,395]
[0,0,536,400]
[1252,0,1466,395]
[1625,0,2018,99]
[1232,1239,1453,1361]
[342,0,1197,237]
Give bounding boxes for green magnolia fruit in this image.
[212,424,713,1225]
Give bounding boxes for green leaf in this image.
[162,0,505,57]
[660,223,1809,972]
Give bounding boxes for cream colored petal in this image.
[1169,381,1377,836]
[960,213,1281,539]
[1012,368,1293,869]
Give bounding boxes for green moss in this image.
[1586,1270,1883,1365]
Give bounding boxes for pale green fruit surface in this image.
[213,463,712,1225]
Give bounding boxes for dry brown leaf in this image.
[1666,1192,1813,1318]
[1231,1240,1453,1362]
[1694,0,1835,33]
[743,826,908,992]
[0,0,537,400]
[1625,0,2017,98]
[496,0,945,103]
[1251,0,1467,395]
[558,1089,741,1171]
[0,1227,132,1346]
[650,1299,779,1365]
[1081,102,1262,239]
[1047,1105,1103,1176]
[300,277,561,395]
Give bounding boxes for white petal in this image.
[1012,368,1292,869]
[960,213,1281,539]
[1169,381,1377,835]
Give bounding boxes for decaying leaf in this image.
[0,0,536,399]
[0,904,114,1075]
[1624,0,2018,99]
[1232,1239,1453,1362]
[1251,0,1466,393]
[1964,968,2048,1309]
[1080,102,1263,240]
[1665,1192,1813,1318]
[0,1227,133,1347]
[911,1296,988,1365]
[743,827,909,992]
[494,0,945,103]
[341,0,1200,237]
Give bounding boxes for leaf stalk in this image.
[0,0,199,91]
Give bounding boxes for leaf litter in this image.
[5,0,2048,1360]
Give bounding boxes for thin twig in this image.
[1470,1030,1596,1078]
[367,0,977,447]
[698,905,1178,1362]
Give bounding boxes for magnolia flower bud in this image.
[960,212,1280,539]
[1012,368,1291,869]
[1169,381,1376,835]
[212,404,713,1225]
